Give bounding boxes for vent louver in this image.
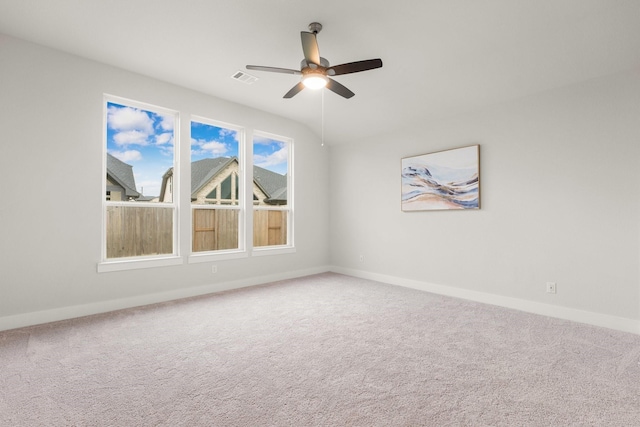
[231,71,258,84]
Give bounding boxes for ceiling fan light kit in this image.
[246,22,383,99]
[302,73,328,90]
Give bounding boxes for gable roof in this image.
[190,157,287,202]
[106,153,140,199]
[252,165,287,203]
[191,157,236,197]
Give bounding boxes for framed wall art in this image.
[401,145,480,211]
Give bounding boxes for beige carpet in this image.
[1,273,640,426]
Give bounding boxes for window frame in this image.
[188,116,248,264]
[97,98,296,272]
[98,95,181,273]
[251,130,295,256]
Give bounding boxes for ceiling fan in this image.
[246,22,383,99]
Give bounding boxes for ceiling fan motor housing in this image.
[301,57,330,69]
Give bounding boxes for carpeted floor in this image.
[1,272,639,426]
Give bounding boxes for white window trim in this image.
[98,94,181,273]
[188,251,249,264]
[252,246,296,256]
[188,116,246,261]
[251,130,294,254]
[97,256,183,273]
[97,101,297,273]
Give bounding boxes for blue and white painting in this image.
[401,145,480,211]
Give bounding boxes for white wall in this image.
[329,70,640,333]
[0,35,330,330]
[2,32,639,335]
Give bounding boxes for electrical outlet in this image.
[212,265,218,274]
[546,282,556,294]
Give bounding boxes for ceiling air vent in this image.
[231,71,258,84]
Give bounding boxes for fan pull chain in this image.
[321,89,325,146]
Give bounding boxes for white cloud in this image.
[156,132,173,145]
[191,138,229,156]
[254,135,282,146]
[110,149,142,163]
[107,106,154,134]
[113,130,150,146]
[219,128,239,142]
[159,144,174,157]
[159,114,174,131]
[202,141,229,155]
[108,105,161,147]
[254,146,288,168]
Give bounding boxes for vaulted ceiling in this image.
[1,0,640,145]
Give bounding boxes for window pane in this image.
[253,210,287,247]
[253,136,288,207]
[106,102,175,202]
[191,120,241,252]
[106,205,173,258]
[105,101,176,260]
[192,208,239,252]
[253,135,290,247]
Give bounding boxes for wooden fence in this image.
[192,208,239,252]
[253,209,287,247]
[106,206,287,258]
[194,208,287,251]
[106,205,173,259]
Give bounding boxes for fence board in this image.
[106,206,173,258]
[216,209,239,250]
[106,206,285,258]
[254,210,287,247]
[192,208,239,252]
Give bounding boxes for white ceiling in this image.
[1,0,640,145]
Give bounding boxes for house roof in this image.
[191,157,236,196]
[106,153,140,199]
[252,166,287,203]
[190,157,287,203]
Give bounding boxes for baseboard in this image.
[5,266,638,335]
[0,265,332,332]
[330,266,640,335]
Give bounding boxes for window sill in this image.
[252,246,296,257]
[97,256,183,273]
[188,250,248,264]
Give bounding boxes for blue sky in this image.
[106,102,174,197]
[253,135,289,175]
[191,121,239,161]
[191,122,289,175]
[107,103,289,197]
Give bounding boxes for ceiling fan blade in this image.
[301,31,320,65]
[246,65,301,75]
[326,78,355,99]
[283,82,305,98]
[327,59,383,76]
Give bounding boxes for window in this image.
[99,97,293,271]
[190,118,243,254]
[253,132,292,248]
[101,97,178,264]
